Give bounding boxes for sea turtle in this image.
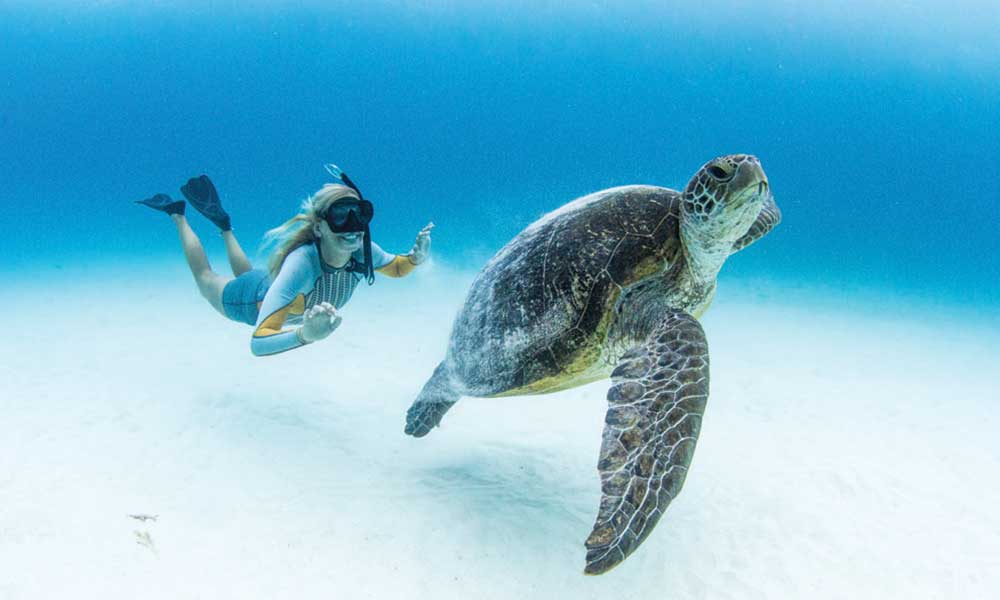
[405,154,780,574]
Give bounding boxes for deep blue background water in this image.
[2,1,997,304]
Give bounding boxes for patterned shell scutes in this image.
[449,186,680,394]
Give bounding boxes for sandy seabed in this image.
[1,259,997,600]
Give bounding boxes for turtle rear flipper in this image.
[405,362,460,438]
[584,310,710,575]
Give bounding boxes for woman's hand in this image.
[298,302,342,343]
[408,222,434,265]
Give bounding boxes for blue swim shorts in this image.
[221,268,271,325]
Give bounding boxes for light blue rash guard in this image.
[251,241,417,356]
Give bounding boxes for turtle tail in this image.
[405,362,460,438]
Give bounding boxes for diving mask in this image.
[324,199,374,233]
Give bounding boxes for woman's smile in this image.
[334,232,364,249]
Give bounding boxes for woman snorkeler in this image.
[136,165,433,356]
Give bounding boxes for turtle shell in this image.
[448,185,682,396]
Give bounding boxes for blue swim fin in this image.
[181,175,231,231]
[135,193,185,216]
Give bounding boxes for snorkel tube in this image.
[325,164,375,285]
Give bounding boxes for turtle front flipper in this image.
[584,310,710,575]
[405,362,461,438]
[731,190,781,253]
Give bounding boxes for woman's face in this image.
[333,231,364,252]
[319,220,365,253]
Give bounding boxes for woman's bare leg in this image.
[170,214,230,316]
[221,230,253,277]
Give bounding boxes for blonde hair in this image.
[262,183,361,279]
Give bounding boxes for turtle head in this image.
[680,154,770,279]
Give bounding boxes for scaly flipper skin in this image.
[584,310,709,575]
[731,190,780,253]
[405,362,460,437]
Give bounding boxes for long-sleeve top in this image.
[251,241,417,356]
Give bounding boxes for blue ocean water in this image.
[3,5,1000,597]
[1,0,997,306]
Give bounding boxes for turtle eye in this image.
[707,165,732,180]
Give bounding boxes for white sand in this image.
[1,260,997,599]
